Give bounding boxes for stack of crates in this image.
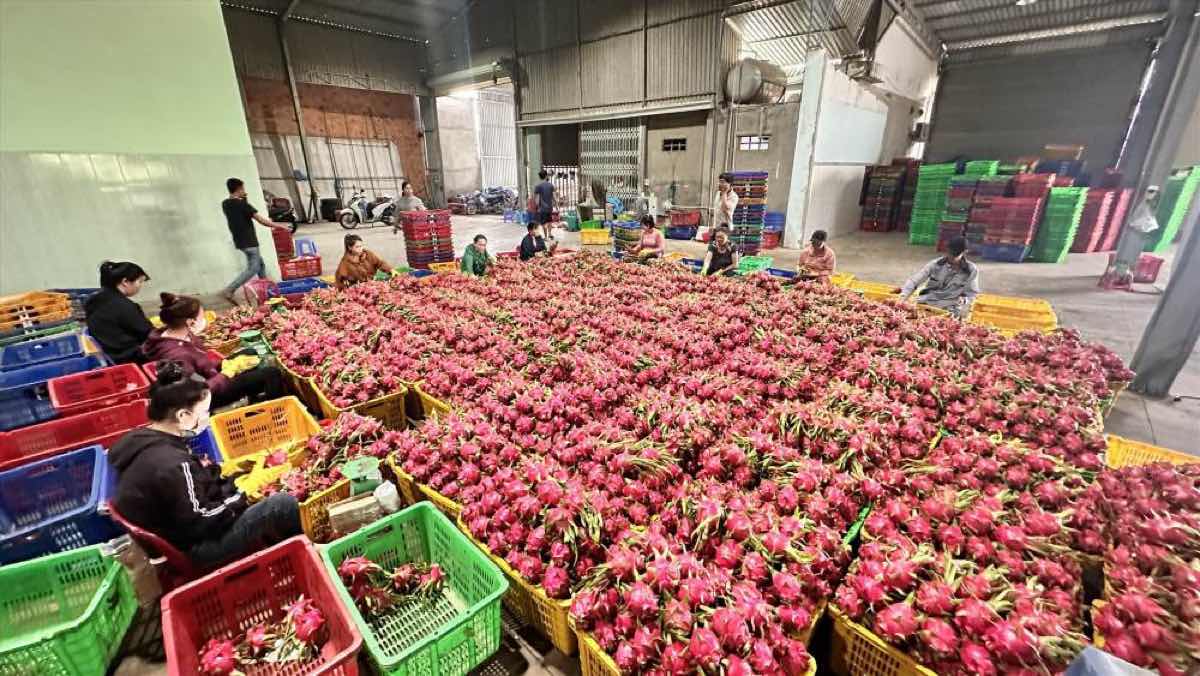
[763,211,785,249]
[908,163,957,245]
[860,165,905,231]
[1029,187,1088,263]
[976,197,1045,263]
[401,210,454,270]
[975,176,1011,199]
[939,177,979,251]
[610,220,640,254]
[1097,188,1135,252]
[1070,190,1117,253]
[1145,165,1200,254]
[1012,173,1055,198]
[728,171,768,255]
[894,159,921,231]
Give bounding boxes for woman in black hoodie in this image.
[109,362,300,569]
[84,261,153,363]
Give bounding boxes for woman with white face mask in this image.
[142,293,285,408]
[108,361,301,568]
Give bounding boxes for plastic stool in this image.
[503,209,515,222]
[294,238,318,258]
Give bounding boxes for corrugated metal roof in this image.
[911,0,1168,50]
[221,0,470,40]
[944,20,1162,63]
[725,0,863,64]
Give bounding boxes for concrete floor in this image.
[295,214,1197,453]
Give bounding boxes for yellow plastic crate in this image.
[1105,434,1199,469]
[973,293,1053,319]
[830,272,856,287]
[663,252,685,263]
[577,600,824,676]
[299,478,353,543]
[580,230,611,246]
[314,383,408,429]
[210,396,321,465]
[278,360,323,414]
[428,261,458,274]
[457,515,577,655]
[968,310,1057,334]
[384,454,424,506]
[829,606,936,676]
[206,337,243,357]
[849,280,901,302]
[405,382,451,424]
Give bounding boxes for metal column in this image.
[278,0,318,222]
[1128,3,1200,396]
[417,96,447,208]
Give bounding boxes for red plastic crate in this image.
[273,228,295,262]
[669,209,702,226]
[401,222,452,240]
[0,399,148,471]
[162,536,362,676]
[48,364,150,417]
[398,209,451,225]
[281,256,322,281]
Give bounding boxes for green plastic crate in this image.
[320,503,508,676]
[0,321,82,348]
[580,220,606,230]
[0,545,137,675]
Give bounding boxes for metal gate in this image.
[579,119,641,207]
[476,87,518,189]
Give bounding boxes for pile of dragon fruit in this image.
[1093,462,1200,675]
[219,253,1197,674]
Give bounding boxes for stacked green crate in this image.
[1029,187,1088,263]
[909,163,957,246]
[1144,166,1200,253]
[964,160,1000,177]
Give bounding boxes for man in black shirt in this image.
[519,222,557,261]
[221,177,285,304]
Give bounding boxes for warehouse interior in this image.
[1,0,1199,674]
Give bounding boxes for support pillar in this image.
[277,15,318,222]
[1128,4,1200,396]
[417,95,446,208]
[783,51,826,249]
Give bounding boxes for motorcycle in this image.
[337,188,397,229]
[264,191,299,233]
[449,187,518,215]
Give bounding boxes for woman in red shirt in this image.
[633,216,665,260]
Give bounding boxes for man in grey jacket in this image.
[901,236,980,318]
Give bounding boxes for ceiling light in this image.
[1015,0,1039,5]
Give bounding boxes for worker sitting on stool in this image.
[796,230,836,283]
[519,222,557,261]
[900,235,979,318]
[632,215,665,261]
[701,227,739,276]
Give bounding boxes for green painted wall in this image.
[0,0,252,156]
[0,0,274,295]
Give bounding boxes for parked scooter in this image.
[265,191,299,233]
[337,188,397,229]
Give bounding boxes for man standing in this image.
[901,236,980,318]
[534,169,556,240]
[702,173,738,241]
[221,177,285,304]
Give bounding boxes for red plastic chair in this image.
[106,500,202,591]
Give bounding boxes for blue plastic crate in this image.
[0,445,121,565]
[681,258,705,267]
[610,251,625,261]
[0,394,58,431]
[980,243,1031,263]
[409,269,436,279]
[0,334,85,372]
[270,277,331,297]
[664,225,698,240]
[293,238,318,258]
[187,428,220,465]
[767,268,797,279]
[49,288,100,301]
[0,354,106,397]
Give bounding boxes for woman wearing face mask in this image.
[108,361,301,568]
[142,293,286,408]
[85,260,153,363]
